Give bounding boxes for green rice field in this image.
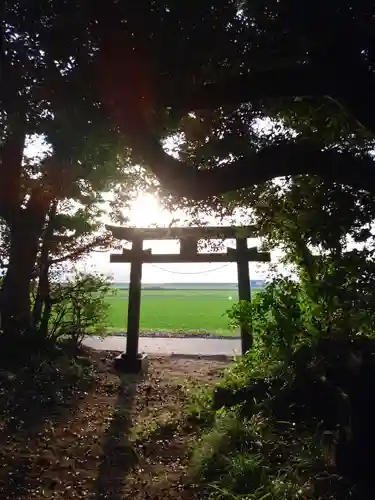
[105,288,247,335]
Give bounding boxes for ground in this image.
[0,348,229,500]
[106,288,256,335]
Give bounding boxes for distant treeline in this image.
[111,281,265,291]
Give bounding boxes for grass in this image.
[186,336,375,499]
[105,288,254,335]
[186,365,340,500]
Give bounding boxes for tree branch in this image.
[134,137,375,199]
[93,14,375,197]
[144,62,375,198]
[49,235,112,266]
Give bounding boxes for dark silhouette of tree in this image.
[93,0,375,198]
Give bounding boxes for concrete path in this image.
[83,335,241,357]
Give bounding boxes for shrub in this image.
[48,271,115,345]
[226,276,315,364]
[184,384,216,427]
[188,332,375,499]
[188,269,375,499]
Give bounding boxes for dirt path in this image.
[0,351,229,500]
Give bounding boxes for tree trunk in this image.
[32,253,50,337]
[33,200,57,336]
[39,295,53,340]
[1,217,46,339]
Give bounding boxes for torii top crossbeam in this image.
[106,224,259,241]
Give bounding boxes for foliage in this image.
[0,0,154,336]
[188,333,375,499]
[226,277,312,363]
[191,173,375,498]
[48,271,115,345]
[224,172,375,342]
[184,384,216,428]
[0,0,257,336]
[189,404,332,499]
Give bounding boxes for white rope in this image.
[148,263,232,275]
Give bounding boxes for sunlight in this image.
[128,193,172,227]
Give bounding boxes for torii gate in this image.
[107,225,270,372]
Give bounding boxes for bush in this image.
[188,333,375,499]
[188,271,375,499]
[226,276,315,364]
[48,271,115,346]
[184,384,216,427]
[227,260,375,367]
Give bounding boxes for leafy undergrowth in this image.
[105,328,238,337]
[188,335,375,499]
[0,347,229,499]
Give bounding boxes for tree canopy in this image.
[92,0,375,198]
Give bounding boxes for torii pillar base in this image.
[114,352,149,374]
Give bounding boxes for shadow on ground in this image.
[96,373,143,500]
[0,351,228,499]
[0,345,102,499]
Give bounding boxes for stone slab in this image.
[114,352,149,374]
[83,335,241,357]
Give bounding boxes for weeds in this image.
[183,384,215,427]
[185,335,372,499]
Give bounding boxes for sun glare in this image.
[129,193,171,227]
